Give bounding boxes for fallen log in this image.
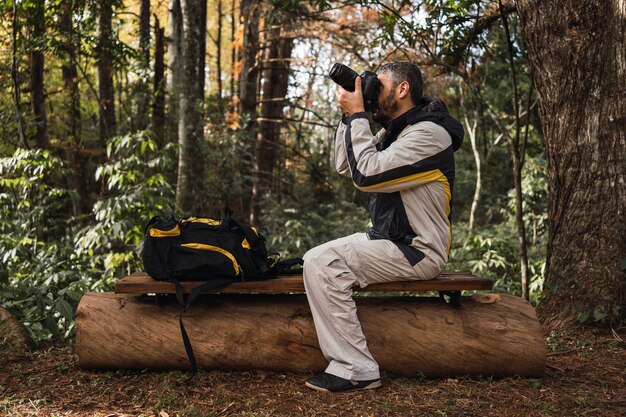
[76,292,545,377]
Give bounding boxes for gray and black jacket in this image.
[335,97,464,278]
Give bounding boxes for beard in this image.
[372,90,398,124]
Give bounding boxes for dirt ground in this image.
[1,326,625,417]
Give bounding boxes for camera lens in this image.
[329,63,358,92]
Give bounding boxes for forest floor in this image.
[1,326,625,417]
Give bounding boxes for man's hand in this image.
[336,76,365,117]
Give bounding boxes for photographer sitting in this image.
[303,61,464,393]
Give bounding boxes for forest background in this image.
[0,0,624,347]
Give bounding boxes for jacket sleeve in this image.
[334,116,385,178]
[343,112,452,193]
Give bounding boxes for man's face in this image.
[372,72,399,124]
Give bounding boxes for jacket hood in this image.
[382,97,464,152]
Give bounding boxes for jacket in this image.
[334,97,464,277]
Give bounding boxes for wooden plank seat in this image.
[115,271,493,295]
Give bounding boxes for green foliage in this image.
[263,199,369,258]
[76,131,175,282]
[0,133,174,343]
[0,149,80,341]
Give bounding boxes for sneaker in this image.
[305,372,382,393]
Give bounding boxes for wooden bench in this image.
[76,272,546,377]
[114,271,493,306]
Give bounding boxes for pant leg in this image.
[302,233,422,381]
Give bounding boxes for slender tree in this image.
[176,0,207,213]
[136,0,151,130]
[58,0,87,215]
[166,0,183,144]
[516,0,626,325]
[28,0,49,149]
[11,0,27,148]
[97,0,116,146]
[152,14,166,145]
[215,0,223,100]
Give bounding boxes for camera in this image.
[329,63,380,111]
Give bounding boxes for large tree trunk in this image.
[77,292,545,377]
[97,0,116,146]
[176,0,207,213]
[252,9,294,224]
[516,0,626,326]
[29,1,49,149]
[152,15,166,146]
[76,293,546,377]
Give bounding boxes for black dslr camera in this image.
[329,63,380,112]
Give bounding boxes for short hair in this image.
[377,61,423,105]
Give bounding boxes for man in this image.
[303,61,464,393]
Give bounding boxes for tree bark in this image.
[176,0,207,213]
[516,0,626,326]
[252,9,294,223]
[152,14,166,146]
[97,0,116,146]
[29,0,49,149]
[76,292,546,377]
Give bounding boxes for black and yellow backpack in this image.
[141,210,302,373]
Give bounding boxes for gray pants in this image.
[303,233,438,380]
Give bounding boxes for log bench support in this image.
[76,273,546,378]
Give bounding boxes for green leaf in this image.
[576,310,590,323]
[56,299,74,321]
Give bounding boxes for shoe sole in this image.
[305,379,382,393]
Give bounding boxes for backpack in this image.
[142,211,302,373]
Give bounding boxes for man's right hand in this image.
[336,76,365,117]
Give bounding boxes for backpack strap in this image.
[225,216,270,275]
[273,257,304,275]
[174,277,238,375]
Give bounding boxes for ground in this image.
[1,327,624,416]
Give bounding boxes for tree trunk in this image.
[516,0,626,326]
[237,0,261,222]
[11,0,27,148]
[238,0,260,119]
[229,0,236,102]
[97,0,116,146]
[29,0,49,149]
[76,292,546,377]
[215,0,223,100]
[58,1,87,216]
[166,0,183,145]
[136,0,151,131]
[252,10,294,223]
[197,0,207,100]
[176,0,207,213]
[152,15,166,146]
[465,111,480,232]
